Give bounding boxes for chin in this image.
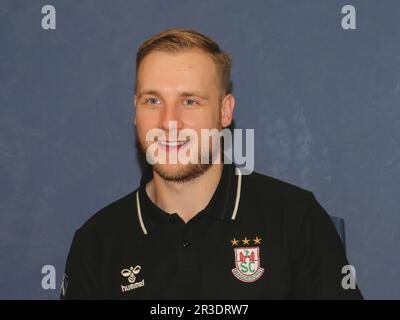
[152,162,212,183]
[154,163,187,176]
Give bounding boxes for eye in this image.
[145,97,160,105]
[183,99,199,106]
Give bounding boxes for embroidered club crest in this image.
[232,246,264,282]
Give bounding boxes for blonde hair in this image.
[135,28,232,96]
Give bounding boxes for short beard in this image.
[136,128,217,184]
[152,162,212,184]
[135,112,225,183]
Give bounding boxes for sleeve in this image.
[289,192,364,299]
[60,229,99,300]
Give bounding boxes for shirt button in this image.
[182,241,190,248]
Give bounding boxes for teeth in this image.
[159,140,187,147]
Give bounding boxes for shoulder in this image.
[237,168,326,231]
[73,189,141,243]
[240,168,315,206]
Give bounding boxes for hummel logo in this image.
[120,265,145,292]
[121,265,141,283]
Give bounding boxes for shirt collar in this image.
[136,163,240,234]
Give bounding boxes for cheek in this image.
[182,110,221,129]
[135,122,152,143]
[136,112,158,131]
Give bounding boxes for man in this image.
[61,28,363,299]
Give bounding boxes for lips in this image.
[157,139,189,150]
[159,140,187,147]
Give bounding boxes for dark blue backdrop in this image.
[1,0,399,299]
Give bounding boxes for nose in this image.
[160,102,183,133]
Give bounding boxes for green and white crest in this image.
[232,247,264,282]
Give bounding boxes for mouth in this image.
[157,139,190,150]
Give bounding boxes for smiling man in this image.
[134,38,235,223]
[61,28,363,299]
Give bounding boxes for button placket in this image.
[179,223,195,267]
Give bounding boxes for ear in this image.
[220,94,235,128]
[133,95,137,126]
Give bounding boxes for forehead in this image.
[136,48,219,92]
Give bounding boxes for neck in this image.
[145,164,224,223]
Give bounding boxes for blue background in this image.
[1,0,399,299]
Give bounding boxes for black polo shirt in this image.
[61,163,363,299]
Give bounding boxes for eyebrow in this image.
[137,89,209,101]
